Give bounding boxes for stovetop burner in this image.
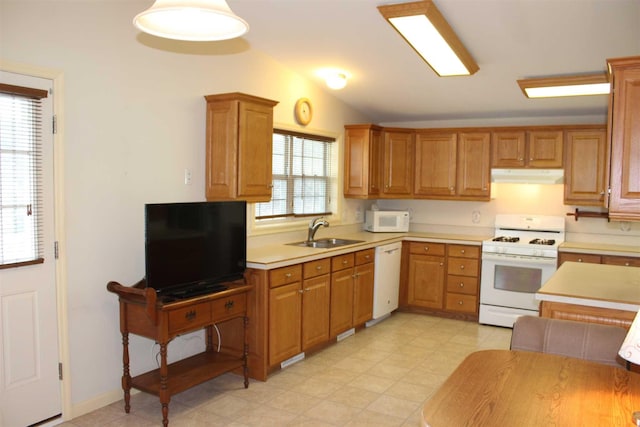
[529,238,556,246]
[492,236,520,242]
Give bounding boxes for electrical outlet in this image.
[184,169,192,185]
[472,211,481,224]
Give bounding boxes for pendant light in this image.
[133,0,249,41]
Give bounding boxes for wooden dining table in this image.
[422,349,640,427]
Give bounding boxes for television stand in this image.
[107,278,251,427]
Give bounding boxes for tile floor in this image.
[60,313,512,426]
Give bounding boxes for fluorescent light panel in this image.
[378,1,478,77]
[518,74,610,98]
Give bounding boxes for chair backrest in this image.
[510,315,628,368]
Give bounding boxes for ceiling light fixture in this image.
[378,0,478,77]
[133,0,249,41]
[517,73,610,98]
[325,72,348,90]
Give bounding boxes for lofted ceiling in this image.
[231,0,640,124]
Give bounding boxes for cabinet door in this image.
[457,132,491,199]
[414,132,457,197]
[564,129,607,206]
[330,268,354,338]
[527,130,563,168]
[608,59,640,221]
[353,262,374,326]
[205,99,238,200]
[602,256,640,267]
[407,254,445,309]
[301,275,330,350]
[491,131,526,168]
[268,282,301,365]
[344,125,382,198]
[382,130,414,196]
[557,252,602,266]
[237,100,274,200]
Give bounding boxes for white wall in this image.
[0,0,371,415]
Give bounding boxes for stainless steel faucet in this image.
[307,217,329,243]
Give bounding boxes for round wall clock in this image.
[294,98,313,125]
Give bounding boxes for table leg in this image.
[243,316,249,389]
[159,341,169,427]
[121,332,131,413]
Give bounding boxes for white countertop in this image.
[560,241,640,257]
[247,231,489,270]
[536,261,640,311]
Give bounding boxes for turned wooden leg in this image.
[243,316,249,389]
[121,332,131,413]
[159,342,170,426]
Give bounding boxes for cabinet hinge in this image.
[52,115,57,134]
[58,362,63,380]
[54,241,59,259]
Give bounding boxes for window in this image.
[0,83,47,267]
[256,129,334,220]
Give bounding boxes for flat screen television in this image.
[144,201,246,299]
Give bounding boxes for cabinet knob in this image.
[578,258,583,262]
[224,300,235,310]
[365,255,370,259]
[460,249,465,254]
[185,310,196,321]
[424,246,429,251]
[459,265,465,270]
[298,289,304,294]
[459,282,464,288]
[439,262,444,267]
[342,259,348,264]
[316,265,323,270]
[285,273,292,278]
[458,300,464,305]
[625,262,630,266]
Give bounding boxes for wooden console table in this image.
[107,279,252,426]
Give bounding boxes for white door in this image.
[0,72,60,426]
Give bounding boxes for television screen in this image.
[144,201,246,298]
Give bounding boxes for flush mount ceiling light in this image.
[133,0,249,41]
[517,73,610,98]
[325,72,348,90]
[378,0,478,77]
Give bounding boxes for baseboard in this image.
[70,387,138,419]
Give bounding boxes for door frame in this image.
[0,60,71,422]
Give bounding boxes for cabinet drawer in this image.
[558,252,601,265]
[447,257,479,277]
[270,264,302,288]
[168,302,212,334]
[446,275,478,295]
[445,294,477,313]
[212,293,247,323]
[602,256,640,267]
[408,242,445,256]
[355,248,375,265]
[304,258,331,279]
[332,253,355,271]
[447,244,479,259]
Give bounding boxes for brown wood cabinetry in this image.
[407,242,446,309]
[558,251,640,267]
[205,92,278,202]
[445,244,480,314]
[382,129,414,197]
[607,57,640,221]
[344,124,382,198]
[107,280,251,427]
[353,249,375,326]
[564,129,607,205]
[492,130,563,168]
[414,131,490,200]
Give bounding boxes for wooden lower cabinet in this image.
[403,241,480,320]
[353,251,375,325]
[540,300,635,329]
[330,266,355,338]
[407,242,446,309]
[558,251,640,267]
[268,281,302,364]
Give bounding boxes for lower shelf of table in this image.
[130,350,244,396]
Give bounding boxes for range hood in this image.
[491,168,564,184]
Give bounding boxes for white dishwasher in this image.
[370,241,402,321]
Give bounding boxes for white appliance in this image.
[365,210,410,233]
[370,241,402,321]
[479,214,565,328]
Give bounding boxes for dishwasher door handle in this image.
[384,248,399,254]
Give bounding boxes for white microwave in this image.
[365,210,410,232]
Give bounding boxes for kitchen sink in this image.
[287,238,364,249]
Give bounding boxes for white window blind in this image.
[256,129,334,220]
[0,84,47,268]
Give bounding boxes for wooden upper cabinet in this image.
[382,129,414,197]
[492,130,563,168]
[205,93,278,202]
[564,129,607,206]
[491,131,526,167]
[607,56,640,221]
[344,124,382,199]
[415,131,490,200]
[414,131,457,197]
[457,132,491,199]
[528,130,563,167]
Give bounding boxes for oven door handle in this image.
[481,253,557,266]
